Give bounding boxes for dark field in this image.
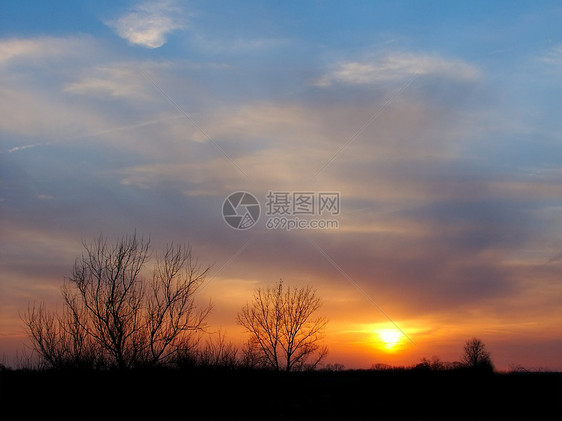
[1,368,560,420]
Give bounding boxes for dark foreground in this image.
[1,368,560,420]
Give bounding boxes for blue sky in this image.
[1,1,562,369]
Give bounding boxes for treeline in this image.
[20,233,327,372]
[9,329,250,371]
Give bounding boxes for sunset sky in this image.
[1,1,562,370]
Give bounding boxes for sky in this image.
[1,0,562,370]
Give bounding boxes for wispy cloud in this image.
[541,44,562,71]
[107,0,186,48]
[316,52,481,86]
[64,63,157,100]
[0,36,96,66]
[8,142,52,153]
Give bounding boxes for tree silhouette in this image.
[194,330,239,368]
[23,233,211,369]
[24,302,102,369]
[461,337,493,370]
[237,280,328,371]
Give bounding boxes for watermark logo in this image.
[222,191,340,231]
[265,191,340,216]
[222,191,261,230]
[265,191,340,231]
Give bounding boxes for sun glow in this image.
[377,329,403,351]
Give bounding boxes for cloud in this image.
[540,45,562,75]
[107,0,186,48]
[0,36,180,152]
[63,63,158,100]
[0,36,96,66]
[0,80,110,140]
[316,52,481,86]
[0,38,58,65]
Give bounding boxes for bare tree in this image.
[145,243,212,365]
[237,280,328,371]
[462,337,493,370]
[416,356,445,371]
[60,234,150,369]
[195,330,239,368]
[324,362,346,372]
[24,303,101,369]
[23,233,211,369]
[239,338,266,369]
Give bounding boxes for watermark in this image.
[222,191,340,231]
[222,191,261,230]
[266,216,339,231]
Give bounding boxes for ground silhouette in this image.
[1,365,560,420]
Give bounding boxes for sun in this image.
[377,329,402,351]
